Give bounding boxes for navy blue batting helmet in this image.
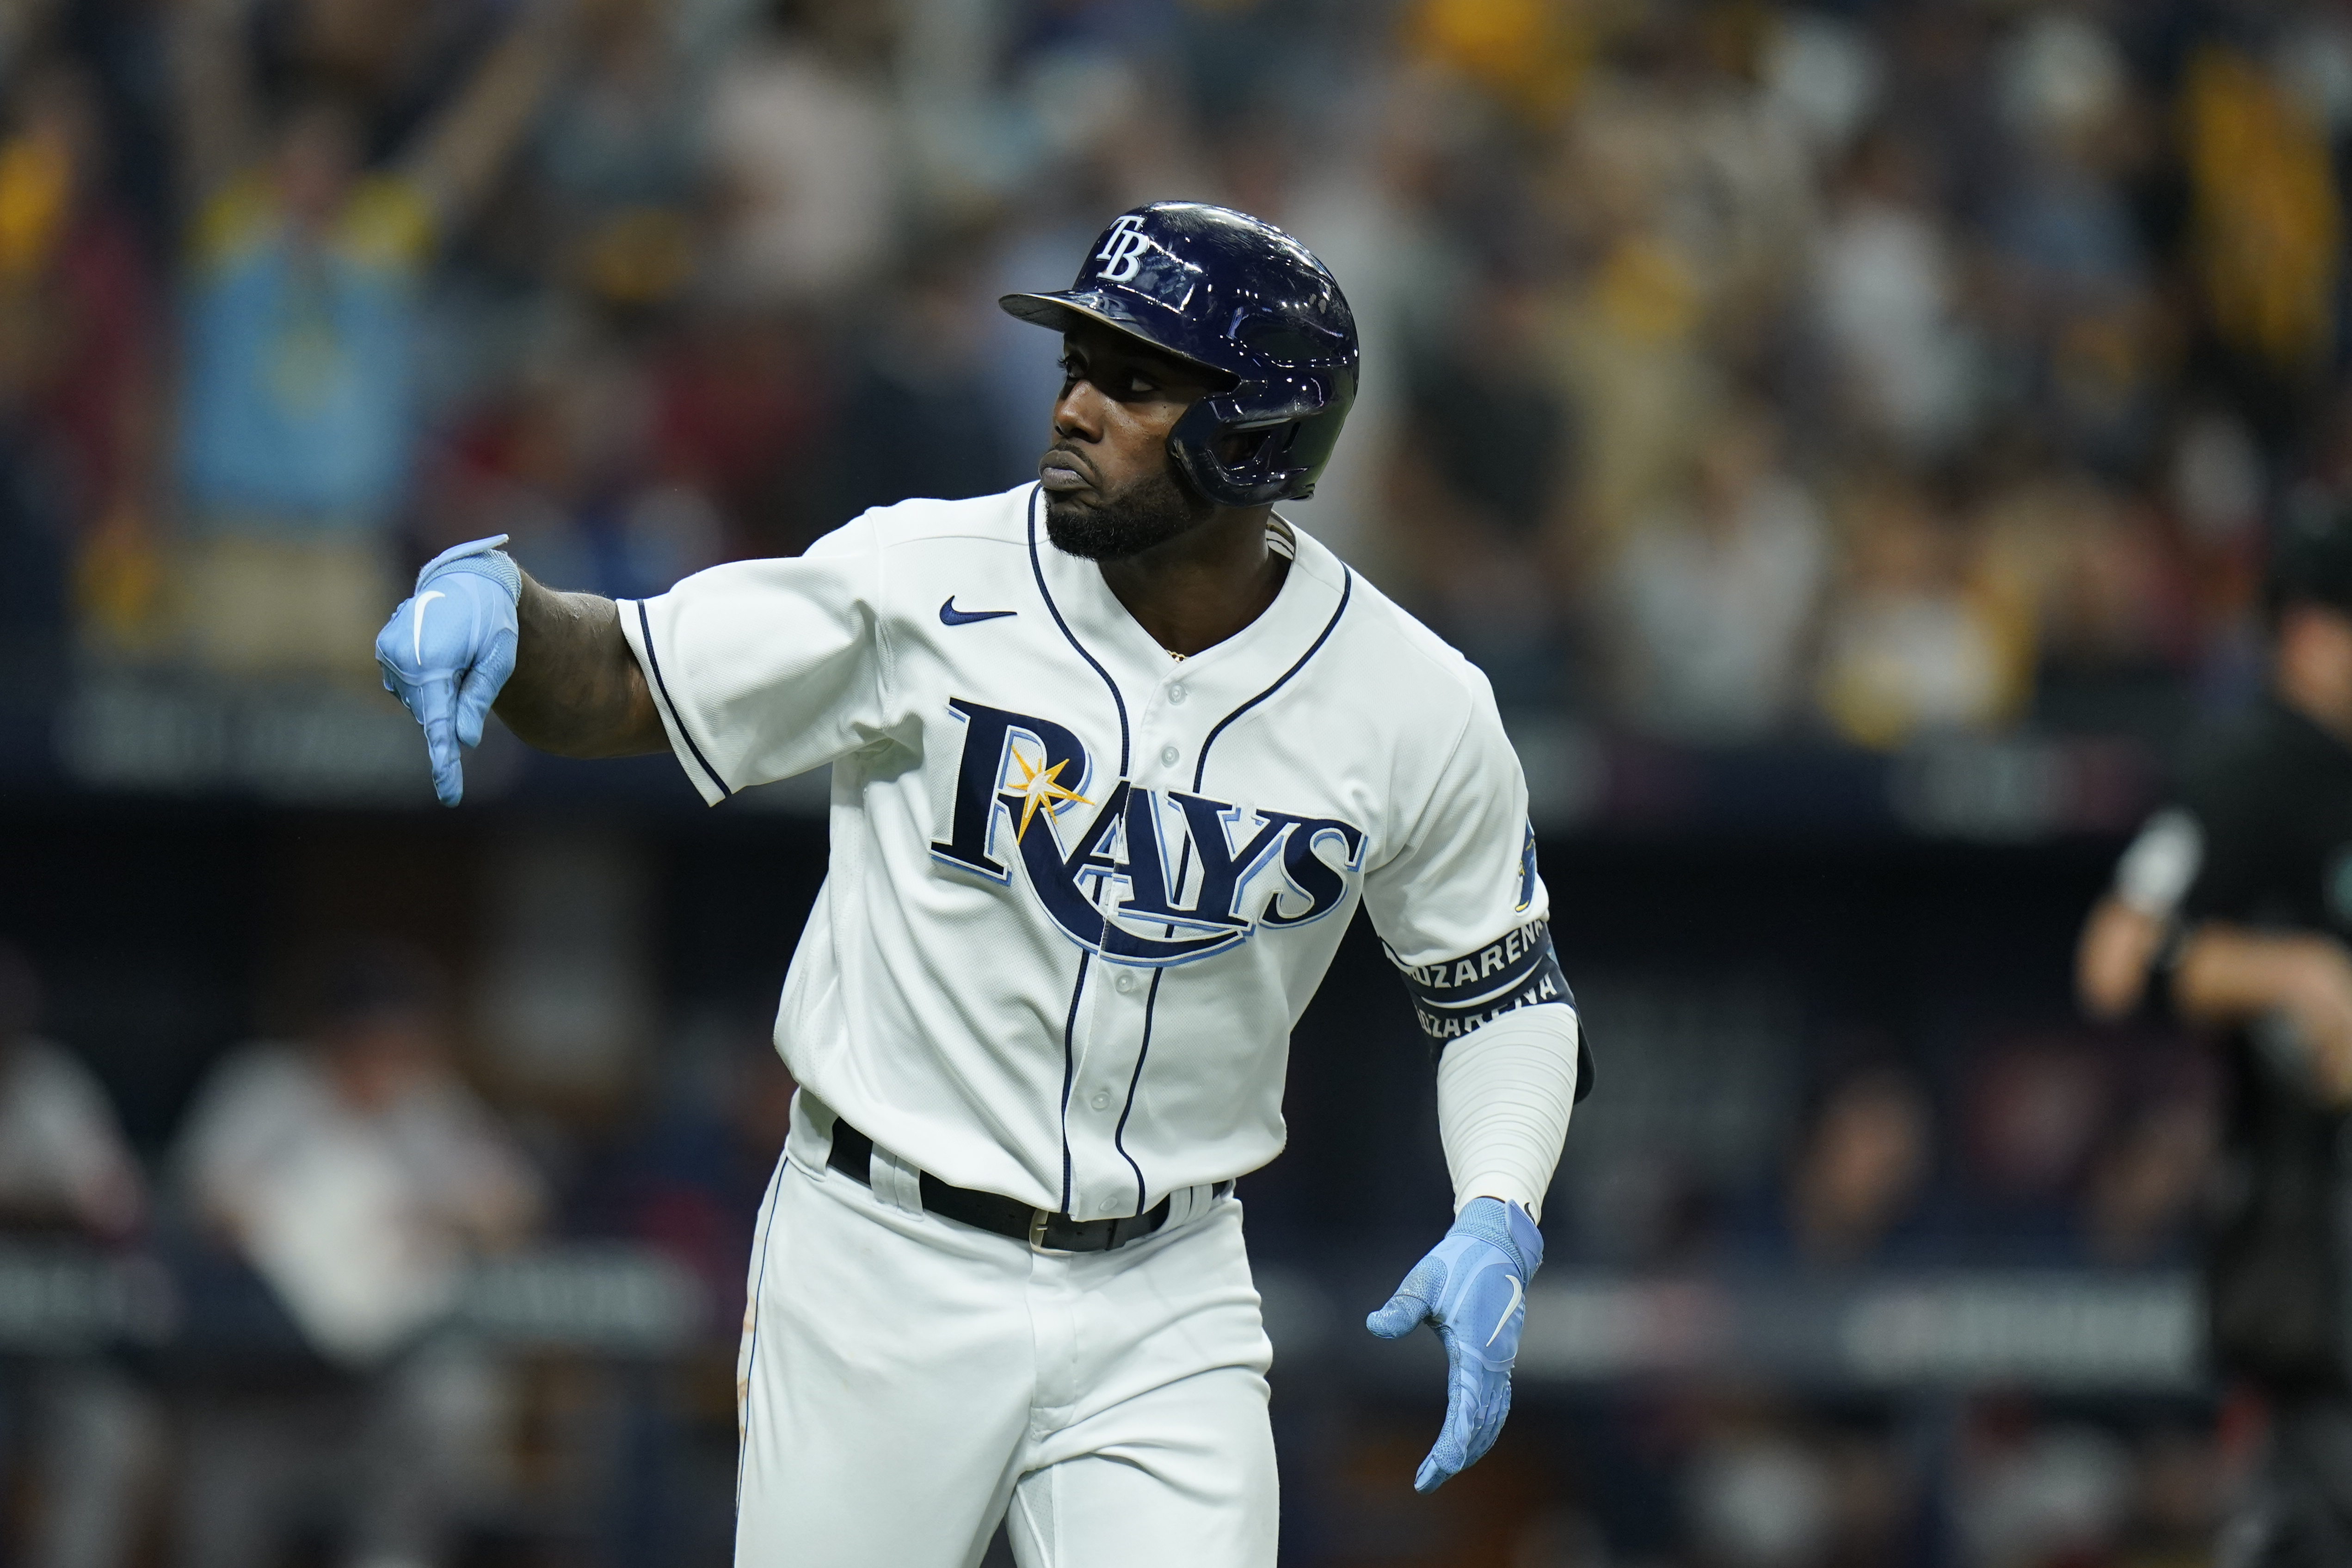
[1001,201,1359,508]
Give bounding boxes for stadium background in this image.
[0,0,2330,1562]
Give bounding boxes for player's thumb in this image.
[454,625,517,750]
[1366,1288,1431,1340]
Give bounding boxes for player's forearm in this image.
[2172,925,2348,1027]
[492,575,666,757]
[2076,896,2164,1021]
[1436,1004,1580,1223]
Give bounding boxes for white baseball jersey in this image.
[619,483,1577,1222]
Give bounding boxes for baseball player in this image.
[376,203,1590,1566]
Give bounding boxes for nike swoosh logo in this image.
[412,590,446,665]
[940,597,1017,627]
[1486,1274,1524,1348]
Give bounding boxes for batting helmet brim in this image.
[998,289,1241,390]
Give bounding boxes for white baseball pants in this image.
[731,1096,1278,1567]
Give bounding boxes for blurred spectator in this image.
[1982,10,2155,467]
[0,61,162,668]
[1957,1035,2112,1260]
[829,255,1029,519]
[1816,474,2017,749]
[1972,470,2194,736]
[1603,402,1827,744]
[168,940,541,1568]
[1746,1064,1938,1268]
[428,320,727,600]
[575,1018,795,1341]
[1393,268,1576,709]
[700,0,899,310]
[1811,129,1979,459]
[0,942,161,1568]
[175,940,540,1360]
[0,944,143,1240]
[2182,45,2340,385]
[1956,1409,2135,1568]
[167,0,569,678]
[648,307,829,558]
[2121,1423,2228,1566]
[1684,1425,1834,1568]
[1679,1403,1916,1568]
[521,0,732,313]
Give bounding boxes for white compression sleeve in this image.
[1436,1002,1580,1223]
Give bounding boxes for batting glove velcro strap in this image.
[375,534,521,808]
[1365,1196,1543,1494]
[414,534,523,599]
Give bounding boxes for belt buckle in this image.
[1028,1207,1068,1255]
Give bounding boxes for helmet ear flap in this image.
[1169,398,1297,508]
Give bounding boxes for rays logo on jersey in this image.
[929,699,1366,966]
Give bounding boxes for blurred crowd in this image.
[0,933,793,1565]
[1562,1019,2219,1272]
[0,0,2346,751]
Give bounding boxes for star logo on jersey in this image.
[1010,750,1089,840]
[929,698,1367,966]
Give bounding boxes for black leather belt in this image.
[826,1118,1225,1254]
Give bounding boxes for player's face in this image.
[1040,326,1219,561]
[2278,600,2352,733]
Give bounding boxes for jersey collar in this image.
[1025,483,1350,700]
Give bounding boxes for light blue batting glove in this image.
[1366,1196,1543,1494]
[376,535,521,807]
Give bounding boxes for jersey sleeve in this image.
[1361,680,1591,1098]
[619,517,891,805]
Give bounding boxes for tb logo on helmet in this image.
[1092,214,1154,283]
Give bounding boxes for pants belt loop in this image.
[869,1144,926,1219]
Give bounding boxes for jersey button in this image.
[1114,971,1138,995]
[1090,1090,1112,1111]
[1168,682,1188,705]
[1159,744,1180,767]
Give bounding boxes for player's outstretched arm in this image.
[376,535,663,806]
[494,576,664,760]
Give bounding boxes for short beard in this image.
[1044,462,1214,562]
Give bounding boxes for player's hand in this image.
[376,535,522,807]
[1365,1196,1542,1494]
